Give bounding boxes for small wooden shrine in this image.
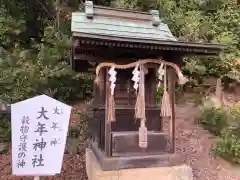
[71,1,224,170]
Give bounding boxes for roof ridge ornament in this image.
[150,10,161,26]
[85,1,94,19]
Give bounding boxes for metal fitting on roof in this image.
[85,1,94,19]
[150,10,161,26]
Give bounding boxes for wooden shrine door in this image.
[111,67,163,156]
[111,68,160,132]
[114,69,136,107]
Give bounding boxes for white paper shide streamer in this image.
[108,66,117,95]
[131,65,140,91]
[157,63,164,88]
[107,66,117,122]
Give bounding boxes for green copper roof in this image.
[71,2,177,42]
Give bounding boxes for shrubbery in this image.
[199,106,229,136]
[0,8,93,148]
[213,133,240,164]
[199,101,240,163]
[0,26,93,104]
[112,0,240,87]
[0,114,11,143]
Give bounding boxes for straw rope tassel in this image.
[176,68,189,85]
[107,95,115,122]
[138,64,147,148]
[161,65,172,118]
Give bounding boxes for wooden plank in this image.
[72,32,224,50]
[104,68,111,156]
[167,67,176,153]
[100,68,106,105]
[94,67,104,105]
[111,131,168,157]
[74,54,103,62]
[146,68,157,106]
[71,37,76,70]
[73,39,220,58]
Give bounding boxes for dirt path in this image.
[0,102,239,180]
[175,102,240,180]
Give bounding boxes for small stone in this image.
[216,165,221,171]
[182,130,193,137]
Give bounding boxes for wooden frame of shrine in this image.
[71,1,224,171]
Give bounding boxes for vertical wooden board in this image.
[92,68,105,146]
[99,68,105,105]
[71,37,76,70]
[104,68,112,156]
[167,67,176,153]
[149,68,157,106]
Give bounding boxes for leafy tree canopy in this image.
[0,0,239,106]
[0,5,92,104]
[112,0,240,83]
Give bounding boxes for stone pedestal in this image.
[86,148,193,180]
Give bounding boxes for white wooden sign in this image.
[11,95,72,176]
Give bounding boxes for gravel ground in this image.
[175,102,240,180]
[0,151,88,180]
[0,102,240,180]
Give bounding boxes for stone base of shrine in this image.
[86,148,193,180]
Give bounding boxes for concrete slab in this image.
[86,148,193,180]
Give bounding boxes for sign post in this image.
[11,95,72,177]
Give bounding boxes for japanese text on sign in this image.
[11,95,71,176]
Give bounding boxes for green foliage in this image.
[0,7,93,144]
[156,87,163,107]
[0,114,11,143]
[69,109,89,139]
[111,0,240,84]
[199,101,240,163]
[199,106,229,135]
[0,13,93,103]
[213,133,240,164]
[0,8,26,49]
[67,107,90,154]
[229,103,240,136]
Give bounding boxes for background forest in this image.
[0,0,240,163]
[0,0,239,103]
